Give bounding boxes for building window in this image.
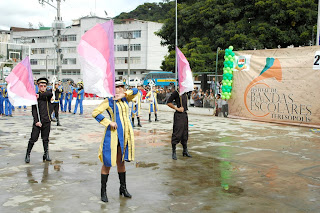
[68,35,77,41]
[61,35,77,42]
[118,71,123,75]
[115,44,141,52]
[30,59,37,65]
[115,57,141,64]
[132,31,141,38]
[33,70,40,75]
[69,58,76,64]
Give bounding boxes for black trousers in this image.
[29,122,51,144]
[171,112,188,145]
[52,103,59,119]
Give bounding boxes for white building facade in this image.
[9,17,168,83]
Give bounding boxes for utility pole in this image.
[39,0,64,80]
[123,32,134,84]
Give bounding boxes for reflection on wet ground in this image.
[0,105,319,212]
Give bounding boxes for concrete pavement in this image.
[0,102,319,212]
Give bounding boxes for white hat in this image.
[115,80,124,87]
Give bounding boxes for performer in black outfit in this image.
[52,82,63,126]
[25,78,53,163]
[167,89,192,160]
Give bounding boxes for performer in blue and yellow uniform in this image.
[146,87,159,122]
[73,82,84,115]
[63,81,73,113]
[2,86,13,117]
[0,85,4,115]
[92,81,138,203]
[131,84,143,127]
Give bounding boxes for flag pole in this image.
[175,0,178,91]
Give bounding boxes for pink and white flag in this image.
[5,56,37,106]
[176,47,194,95]
[77,20,115,97]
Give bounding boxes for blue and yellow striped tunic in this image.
[92,88,138,167]
[146,90,159,113]
[131,90,142,117]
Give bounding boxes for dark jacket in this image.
[32,91,53,123]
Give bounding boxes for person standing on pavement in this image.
[58,80,64,111]
[73,82,84,115]
[167,88,192,160]
[146,86,159,122]
[0,85,4,115]
[51,82,63,126]
[92,81,138,202]
[2,85,13,117]
[63,81,73,113]
[131,84,143,127]
[25,78,53,163]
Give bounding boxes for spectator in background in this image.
[209,92,215,108]
[203,92,210,108]
[189,90,195,107]
[193,88,202,107]
[222,98,228,117]
[215,94,222,117]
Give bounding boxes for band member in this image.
[131,84,143,127]
[25,78,53,163]
[146,87,159,122]
[92,81,138,202]
[73,82,84,115]
[0,85,4,115]
[2,86,13,117]
[52,82,63,126]
[167,88,192,160]
[63,81,73,113]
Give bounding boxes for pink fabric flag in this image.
[77,20,115,97]
[5,56,37,106]
[176,47,194,95]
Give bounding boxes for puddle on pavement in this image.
[79,161,97,166]
[135,162,159,168]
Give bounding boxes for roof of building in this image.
[10,27,38,32]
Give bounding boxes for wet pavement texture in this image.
[0,105,319,213]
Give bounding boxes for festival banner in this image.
[229,46,320,127]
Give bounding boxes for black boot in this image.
[137,117,142,127]
[132,117,135,127]
[118,172,132,198]
[148,114,151,122]
[25,142,34,163]
[43,142,52,161]
[172,144,177,160]
[101,174,109,202]
[182,144,192,157]
[155,114,158,122]
[57,119,61,126]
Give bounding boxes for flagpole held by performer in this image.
[167,47,195,160]
[92,81,138,202]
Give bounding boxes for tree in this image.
[157,0,318,74]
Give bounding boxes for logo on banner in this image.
[234,55,251,71]
[244,57,312,122]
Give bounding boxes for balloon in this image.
[226,95,230,100]
[223,82,227,86]
[231,52,235,56]
[222,95,226,99]
[230,80,233,84]
[229,46,234,50]
[228,82,231,86]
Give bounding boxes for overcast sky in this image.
[0,0,164,30]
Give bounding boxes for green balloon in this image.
[228,82,231,86]
[229,46,234,50]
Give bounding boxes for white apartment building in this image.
[9,17,168,83]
